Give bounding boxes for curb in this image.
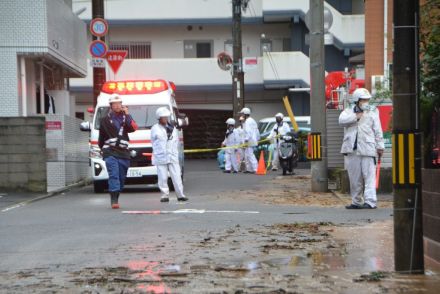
[1,178,92,213]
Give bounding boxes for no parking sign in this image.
[89,40,108,58]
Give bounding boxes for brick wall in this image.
[0,117,47,192]
[422,169,440,266]
[365,0,384,91]
[365,0,393,90]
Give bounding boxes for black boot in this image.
[110,192,119,209]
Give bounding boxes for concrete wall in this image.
[46,115,90,192]
[423,169,440,267]
[0,117,47,192]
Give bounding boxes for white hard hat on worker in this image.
[155,107,171,120]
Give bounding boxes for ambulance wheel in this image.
[94,180,107,193]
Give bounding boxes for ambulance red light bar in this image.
[102,80,169,94]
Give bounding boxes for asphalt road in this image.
[0,160,392,273]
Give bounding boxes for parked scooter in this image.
[278,132,298,175]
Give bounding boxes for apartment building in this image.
[71,0,365,121]
[0,0,87,117]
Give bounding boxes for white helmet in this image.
[275,113,284,119]
[155,107,171,119]
[108,94,123,104]
[240,107,251,115]
[226,118,235,125]
[352,88,372,103]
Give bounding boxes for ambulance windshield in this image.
[94,105,171,130]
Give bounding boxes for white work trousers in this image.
[225,151,239,172]
[271,144,280,169]
[156,163,185,199]
[346,154,377,207]
[245,147,258,172]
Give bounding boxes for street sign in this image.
[106,50,127,74]
[45,121,62,130]
[243,57,258,72]
[89,40,108,58]
[90,58,106,68]
[90,18,108,37]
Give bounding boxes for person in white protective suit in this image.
[221,118,241,173]
[236,116,246,171]
[151,107,188,203]
[240,107,260,173]
[267,113,291,171]
[339,88,384,209]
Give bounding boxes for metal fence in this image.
[109,42,151,59]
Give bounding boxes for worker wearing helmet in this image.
[339,88,384,209]
[98,94,138,209]
[236,116,246,171]
[268,113,291,171]
[221,118,241,173]
[151,107,188,203]
[239,107,260,173]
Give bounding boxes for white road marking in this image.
[1,204,23,212]
[122,209,260,215]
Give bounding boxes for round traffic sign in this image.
[89,40,108,58]
[90,18,108,37]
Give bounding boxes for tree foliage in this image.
[420,0,440,167]
[420,0,440,104]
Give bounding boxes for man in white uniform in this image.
[151,107,188,203]
[267,113,291,171]
[339,88,384,209]
[221,118,241,173]
[236,116,246,171]
[240,107,260,173]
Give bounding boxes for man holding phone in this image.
[98,94,138,209]
[339,88,384,209]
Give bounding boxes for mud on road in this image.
[1,220,439,293]
[221,175,393,208]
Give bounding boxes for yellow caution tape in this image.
[183,136,278,154]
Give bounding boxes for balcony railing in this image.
[262,0,364,48]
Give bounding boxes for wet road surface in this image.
[0,160,438,293]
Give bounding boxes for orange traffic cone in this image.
[256,150,267,175]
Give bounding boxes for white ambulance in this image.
[80,80,188,193]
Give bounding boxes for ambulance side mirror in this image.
[177,113,189,129]
[80,121,91,132]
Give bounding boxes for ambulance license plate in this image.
[128,169,142,178]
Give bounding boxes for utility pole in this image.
[92,0,106,107]
[392,0,424,274]
[309,0,328,192]
[232,0,245,119]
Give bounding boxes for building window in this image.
[260,39,273,55]
[109,42,151,59]
[75,112,85,120]
[184,40,213,58]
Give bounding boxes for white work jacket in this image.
[243,117,260,147]
[268,122,291,145]
[222,129,241,154]
[339,107,385,157]
[151,123,180,165]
